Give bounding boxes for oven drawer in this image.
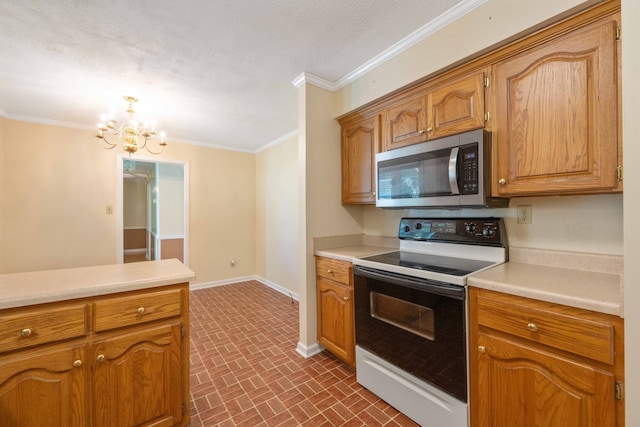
[316,256,352,285]
[476,289,614,364]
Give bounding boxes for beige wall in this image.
[0,119,256,285]
[255,133,300,294]
[123,178,147,228]
[621,0,639,423]
[0,117,5,271]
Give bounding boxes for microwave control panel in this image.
[460,143,479,195]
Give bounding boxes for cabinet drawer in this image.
[0,304,87,353]
[316,257,352,285]
[94,288,182,332]
[476,291,614,364]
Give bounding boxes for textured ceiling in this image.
[0,0,468,152]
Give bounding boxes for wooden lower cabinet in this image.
[93,323,184,427]
[469,287,624,427]
[316,256,355,367]
[0,283,190,427]
[0,345,87,427]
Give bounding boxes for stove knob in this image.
[416,223,422,230]
[465,223,477,234]
[482,227,495,238]
[404,225,411,233]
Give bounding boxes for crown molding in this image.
[255,129,298,153]
[292,0,487,92]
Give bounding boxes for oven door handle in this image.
[353,266,465,300]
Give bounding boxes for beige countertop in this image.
[315,245,396,262]
[468,262,623,317]
[0,259,196,310]
[316,241,623,318]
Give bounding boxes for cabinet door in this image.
[0,346,86,427]
[382,96,428,150]
[341,115,380,204]
[474,332,615,427]
[427,72,485,139]
[93,323,184,427]
[317,277,354,366]
[493,16,619,196]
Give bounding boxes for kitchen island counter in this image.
[0,258,195,310]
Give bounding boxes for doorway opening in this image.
[116,155,189,266]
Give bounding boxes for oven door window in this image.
[370,292,435,341]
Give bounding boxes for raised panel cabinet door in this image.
[0,346,86,427]
[493,16,619,196]
[474,332,616,427]
[317,277,354,366]
[427,72,485,139]
[382,96,428,150]
[93,323,184,427]
[341,115,380,204]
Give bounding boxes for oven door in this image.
[353,265,467,402]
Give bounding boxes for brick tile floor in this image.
[189,281,418,426]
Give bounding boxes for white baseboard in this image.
[190,275,300,302]
[296,342,324,359]
[124,248,146,255]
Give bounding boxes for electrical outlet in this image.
[105,205,113,214]
[517,205,532,224]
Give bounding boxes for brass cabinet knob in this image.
[372,191,376,196]
[73,360,83,368]
[20,328,32,337]
[498,178,506,185]
[137,307,145,315]
[419,129,426,134]
[97,354,105,363]
[527,323,538,332]
[426,127,433,132]
[478,346,486,353]
[343,296,349,301]
[327,269,333,274]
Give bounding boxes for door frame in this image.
[116,154,190,266]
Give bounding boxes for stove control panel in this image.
[398,217,506,247]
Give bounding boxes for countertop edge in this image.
[0,260,196,310]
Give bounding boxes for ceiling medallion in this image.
[95,96,167,155]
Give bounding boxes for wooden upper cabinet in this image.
[382,71,486,151]
[492,14,621,196]
[382,96,428,150]
[427,71,486,140]
[341,114,380,204]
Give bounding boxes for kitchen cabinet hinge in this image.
[484,76,490,87]
[616,165,623,182]
[181,323,185,338]
[484,111,491,122]
[616,27,621,41]
[615,381,624,400]
[182,401,187,415]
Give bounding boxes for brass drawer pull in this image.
[137,307,145,315]
[498,178,506,185]
[478,346,486,353]
[527,323,538,332]
[20,328,32,337]
[73,360,83,368]
[327,269,333,274]
[97,354,105,363]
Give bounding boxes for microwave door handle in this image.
[448,147,460,195]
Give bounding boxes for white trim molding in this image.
[292,0,487,92]
[296,342,324,359]
[190,275,300,303]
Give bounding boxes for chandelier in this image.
[95,96,167,155]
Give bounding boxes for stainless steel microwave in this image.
[375,129,508,209]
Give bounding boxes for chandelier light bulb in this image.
[94,95,167,155]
